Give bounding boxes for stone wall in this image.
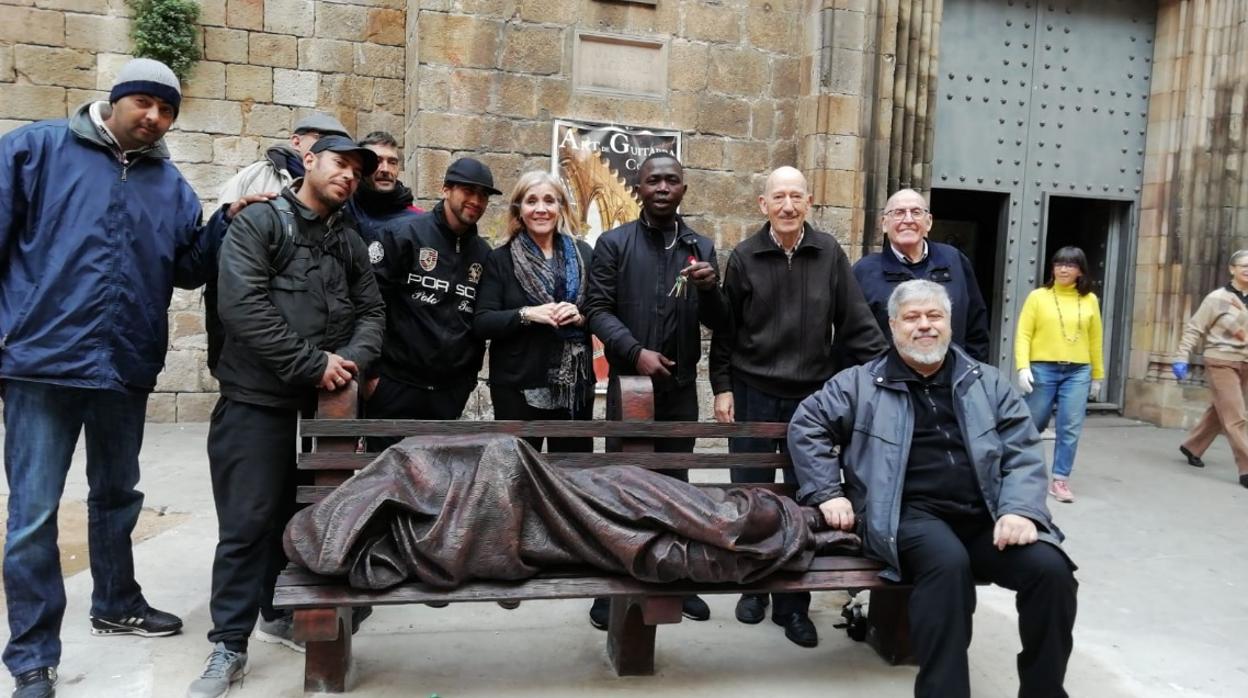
[0,0,405,421]
[1124,0,1248,427]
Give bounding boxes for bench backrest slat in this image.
[299,452,793,471]
[301,419,789,439]
[297,481,798,505]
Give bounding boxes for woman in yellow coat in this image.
[1014,246,1104,503]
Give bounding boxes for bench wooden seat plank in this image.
[275,377,914,693]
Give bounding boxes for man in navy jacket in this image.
[0,59,256,698]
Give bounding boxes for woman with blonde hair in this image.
[1014,246,1104,503]
[474,171,595,451]
[1171,249,1248,489]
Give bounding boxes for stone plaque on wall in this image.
[572,31,668,98]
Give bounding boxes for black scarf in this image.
[354,180,415,217]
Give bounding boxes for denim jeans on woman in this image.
[2,380,150,676]
[1023,362,1091,479]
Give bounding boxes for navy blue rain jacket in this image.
[0,103,209,392]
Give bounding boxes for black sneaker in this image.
[11,667,55,698]
[734,594,768,624]
[681,595,710,621]
[588,597,610,631]
[90,607,182,637]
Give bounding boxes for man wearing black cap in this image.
[364,158,499,431]
[188,136,386,698]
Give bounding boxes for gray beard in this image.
[897,338,950,367]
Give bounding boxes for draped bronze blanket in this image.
[284,434,855,590]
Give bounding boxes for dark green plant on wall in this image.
[129,0,201,81]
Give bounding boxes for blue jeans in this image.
[1023,363,1091,479]
[3,380,149,675]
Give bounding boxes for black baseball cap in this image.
[310,135,379,177]
[443,157,502,196]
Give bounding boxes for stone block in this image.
[751,100,776,140]
[169,309,205,342]
[581,0,678,35]
[708,46,769,96]
[14,45,95,89]
[354,42,404,79]
[746,8,798,52]
[372,77,404,111]
[0,44,12,83]
[146,393,177,423]
[155,349,202,392]
[366,8,405,46]
[297,104,355,139]
[249,32,298,68]
[459,0,513,17]
[536,76,570,119]
[417,66,452,111]
[296,37,351,72]
[518,0,577,25]
[177,98,243,135]
[494,72,537,118]
[183,61,226,99]
[1,7,63,47]
[318,74,374,110]
[167,288,199,312]
[682,2,739,44]
[195,0,227,26]
[684,135,724,171]
[315,2,369,41]
[822,93,860,135]
[413,147,451,199]
[213,135,260,166]
[243,102,293,137]
[181,163,237,197]
[501,23,562,75]
[94,53,130,91]
[64,88,106,114]
[164,131,215,163]
[511,120,547,155]
[418,13,499,69]
[827,47,863,95]
[264,0,315,37]
[697,94,751,138]
[418,111,484,151]
[273,68,318,107]
[226,0,262,30]
[225,64,272,102]
[0,119,33,136]
[204,26,249,62]
[176,392,218,422]
[64,13,131,53]
[668,40,708,92]
[771,57,800,99]
[0,84,64,120]
[831,8,866,51]
[356,110,403,142]
[38,0,110,12]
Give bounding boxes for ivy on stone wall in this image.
[129,0,201,81]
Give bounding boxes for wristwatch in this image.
[518,306,531,325]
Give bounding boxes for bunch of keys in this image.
[668,256,696,299]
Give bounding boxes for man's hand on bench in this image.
[818,497,855,531]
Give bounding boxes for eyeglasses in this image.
[884,207,930,221]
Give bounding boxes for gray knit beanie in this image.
[110,58,182,116]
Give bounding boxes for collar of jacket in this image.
[432,200,479,244]
[284,180,349,234]
[869,344,982,394]
[638,213,701,253]
[69,100,170,161]
[751,221,825,256]
[883,237,932,267]
[265,144,302,175]
[354,179,415,216]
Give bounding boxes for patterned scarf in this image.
[510,232,589,409]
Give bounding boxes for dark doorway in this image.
[929,188,1010,364]
[1041,195,1134,406]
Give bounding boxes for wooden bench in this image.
[275,376,914,693]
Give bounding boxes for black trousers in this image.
[206,397,301,650]
[897,506,1077,698]
[364,375,475,451]
[650,382,699,482]
[727,378,810,618]
[489,385,592,453]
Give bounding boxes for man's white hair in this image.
[887,279,952,320]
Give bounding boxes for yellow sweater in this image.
[1014,284,1105,379]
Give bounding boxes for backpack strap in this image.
[266,196,299,277]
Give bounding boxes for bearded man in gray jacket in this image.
[788,280,1077,698]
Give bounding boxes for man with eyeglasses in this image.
[853,189,991,362]
[364,158,498,430]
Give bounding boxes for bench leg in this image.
[293,607,354,693]
[606,596,682,676]
[865,587,915,666]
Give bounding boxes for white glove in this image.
[1089,380,1102,398]
[1016,368,1034,395]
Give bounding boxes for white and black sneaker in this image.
[90,607,183,637]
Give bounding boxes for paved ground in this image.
[1,415,1246,697]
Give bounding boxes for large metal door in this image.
[932,0,1156,405]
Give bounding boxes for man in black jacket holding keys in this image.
[584,151,731,630]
